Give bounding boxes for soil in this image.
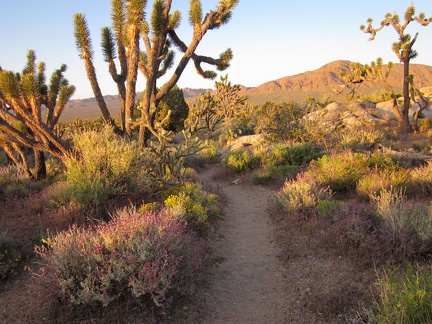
[0,167,374,323]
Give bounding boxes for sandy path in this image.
[175,170,290,323]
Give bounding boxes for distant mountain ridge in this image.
[62,60,432,121]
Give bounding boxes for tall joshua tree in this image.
[361,4,432,133]
[74,0,238,146]
[74,13,119,133]
[0,50,75,179]
[139,0,237,147]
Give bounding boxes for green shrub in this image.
[0,165,39,199]
[186,139,220,167]
[365,262,432,323]
[419,117,432,133]
[338,128,383,151]
[262,142,322,168]
[163,182,220,232]
[358,90,392,103]
[47,180,72,208]
[254,101,304,141]
[307,150,369,192]
[0,150,7,165]
[251,165,299,185]
[64,126,155,209]
[357,168,412,199]
[222,150,259,172]
[0,232,25,280]
[37,209,205,309]
[365,152,398,171]
[411,160,432,195]
[275,172,332,213]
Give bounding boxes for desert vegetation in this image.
[2,1,432,323]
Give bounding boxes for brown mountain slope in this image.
[243,60,432,104]
[62,60,432,121]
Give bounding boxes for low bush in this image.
[37,209,206,310]
[64,126,155,210]
[370,188,432,258]
[419,117,432,133]
[222,150,259,173]
[163,182,220,233]
[0,232,25,280]
[411,160,432,196]
[338,128,383,151]
[251,165,299,185]
[262,142,322,168]
[185,139,221,168]
[275,172,333,214]
[364,262,432,323]
[0,165,42,199]
[307,150,369,192]
[357,168,412,199]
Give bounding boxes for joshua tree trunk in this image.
[33,149,47,180]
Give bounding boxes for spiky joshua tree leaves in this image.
[74,0,238,146]
[360,4,432,133]
[0,50,75,179]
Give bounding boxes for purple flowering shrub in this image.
[36,210,205,309]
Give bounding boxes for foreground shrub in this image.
[364,262,432,323]
[275,172,332,214]
[0,232,25,280]
[411,160,432,196]
[37,210,205,309]
[307,150,369,192]
[371,188,432,258]
[0,165,41,199]
[64,126,155,209]
[222,150,259,172]
[163,182,220,232]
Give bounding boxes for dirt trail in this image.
[174,169,291,323]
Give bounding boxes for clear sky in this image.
[2,1,432,99]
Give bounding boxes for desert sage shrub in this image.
[64,126,155,209]
[371,188,432,258]
[337,128,384,151]
[0,232,25,280]
[252,165,299,185]
[222,150,259,173]
[357,168,412,200]
[307,150,369,192]
[275,172,332,214]
[0,165,42,199]
[364,262,432,323]
[254,101,304,141]
[262,142,322,168]
[37,209,205,309]
[419,117,432,133]
[163,182,220,233]
[411,160,432,196]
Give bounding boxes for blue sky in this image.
[2,1,432,99]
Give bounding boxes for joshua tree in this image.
[0,50,75,179]
[341,58,430,132]
[74,0,238,146]
[74,13,120,133]
[361,4,432,133]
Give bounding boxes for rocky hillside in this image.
[62,60,432,121]
[243,60,432,104]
